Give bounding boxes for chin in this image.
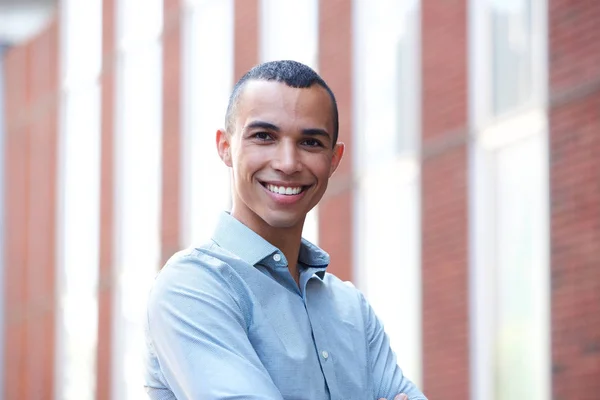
[260,211,303,230]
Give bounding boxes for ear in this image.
[329,142,345,177]
[216,128,233,167]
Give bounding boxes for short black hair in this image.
[225,60,339,145]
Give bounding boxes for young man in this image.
[144,60,427,400]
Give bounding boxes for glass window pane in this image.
[493,135,547,400]
[113,0,163,396]
[360,164,421,385]
[491,0,532,115]
[57,1,102,398]
[58,84,101,400]
[61,0,102,86]
[113,40,163,400]
[360,0,419,165]
[259,0,318,68]
[182,0,233,245]
[118,0,163,46]
[354,0,422,386]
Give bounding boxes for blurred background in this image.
[1,0,598,399]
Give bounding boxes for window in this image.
[491,0,533,115]
[259,0,319,69]
[113,0,163,398]
[493,134,547,398]
[469,0,549,399]
[353,0,422,386]
[56,1,102,399]
[471,0,546,127]
[259,0,319,244]
[181,0,234,246]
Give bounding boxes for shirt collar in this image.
[211,212,330,276]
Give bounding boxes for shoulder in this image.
[148,242,251,315]
[154,244,229,289]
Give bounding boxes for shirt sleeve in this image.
[146,254,284,400]
[361,292,428,400]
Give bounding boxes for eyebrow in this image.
[301,128,331,141]
[244,120,331,141]
[244,120,280,132]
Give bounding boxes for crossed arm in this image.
[146,264,426,399]
[359,290,427,400]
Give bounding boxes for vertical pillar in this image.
[2,39,29,400]
[318,0,354,282]
[161,0,182,264]
[96,0,116,397]
[234,0,259,80]
[3,19,60,399]
[421,0,470,397]
[549,0,600,396]
[0,43,6,400]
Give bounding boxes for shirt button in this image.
[273,253,281,262]
[321,350,329,359]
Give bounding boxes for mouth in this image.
[260,181,310,196]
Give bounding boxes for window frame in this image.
[468,0,550,398]
[470,0,548,130]
[55,1,103,398]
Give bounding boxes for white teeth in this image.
[266,184,303,195]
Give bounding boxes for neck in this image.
[264,227,303,285]
[231,208,305,286]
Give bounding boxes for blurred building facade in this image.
[1,0,599,399]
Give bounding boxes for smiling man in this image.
[144,60,427,400]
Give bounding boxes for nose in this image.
[272,140,302,175]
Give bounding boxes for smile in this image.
[264,183,305,196]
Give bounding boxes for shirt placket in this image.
[301,273,341,399]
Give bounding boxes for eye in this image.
[252,132,273,141]
[302,138,324,148]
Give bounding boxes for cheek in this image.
[233,150,261,182]
[307,154,333,179]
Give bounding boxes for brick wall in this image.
[318,0,354,283]
[161,0,183,265]
[549,0,600,397]
[2,18,59,400]
[234,0,259,81]
[96,0,116,397]
[421,0,470,397]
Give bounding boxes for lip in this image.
[258,180,311,205]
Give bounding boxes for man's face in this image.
[217,80,344,232]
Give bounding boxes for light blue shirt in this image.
[144,212,426,400]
